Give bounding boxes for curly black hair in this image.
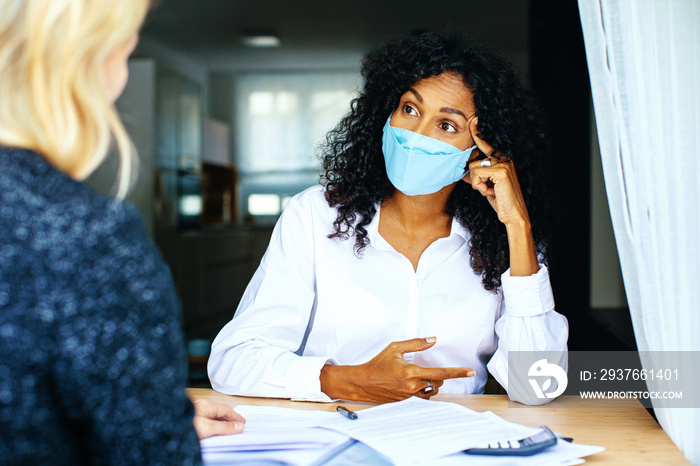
[320,30,551,291]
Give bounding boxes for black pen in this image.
[336,405,358,420]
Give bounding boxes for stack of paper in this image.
[200,406,350,465]
[200,398,603,465]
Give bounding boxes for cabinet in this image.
[153,69,204,232]
[157,227,274,340]
[112,60,204,234]
[117,59,265,341]
[156,71,202,172]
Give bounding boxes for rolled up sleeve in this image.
[487,265,569,405]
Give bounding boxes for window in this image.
[234,71,360,221]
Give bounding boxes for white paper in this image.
[316,397,540,464]
[200,405,348,453]
[232,405,339,430]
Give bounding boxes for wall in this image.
[209,73,233,123]
[589,103,627,308]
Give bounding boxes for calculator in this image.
[464,426,558,456]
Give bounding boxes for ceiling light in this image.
[242,33,281,48]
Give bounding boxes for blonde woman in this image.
[0,0,244,463]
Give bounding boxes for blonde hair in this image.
[0,0,150,197]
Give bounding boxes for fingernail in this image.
[234,422,245,432]
[425,336,436,343]
[467,370,476,377]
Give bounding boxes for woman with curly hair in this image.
[209,31,568,405]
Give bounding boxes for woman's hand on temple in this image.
[463,118,532,229]
[192,399,246,439]
[462,118,540,276]
[320,337,475,404]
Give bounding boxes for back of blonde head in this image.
[0,0,149,197]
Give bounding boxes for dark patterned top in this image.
[0,147,201,465]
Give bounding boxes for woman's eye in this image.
[439,122,456,132]
[403,104,417,115]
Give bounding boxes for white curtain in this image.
[578,0,699,463]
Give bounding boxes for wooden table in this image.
[187,388,689,464]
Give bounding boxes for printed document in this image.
[316,397,540,464]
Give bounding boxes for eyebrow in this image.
[407,87,469,120]
[408,88,424,102]
[440,107,468,119]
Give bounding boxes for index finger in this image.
[415,366,477,381]
[468,117,495,160]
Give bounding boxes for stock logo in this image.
[528,359,568,399]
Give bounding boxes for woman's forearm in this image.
[505,219,539,276]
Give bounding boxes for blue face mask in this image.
[381,116,476,196]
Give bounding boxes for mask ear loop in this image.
[463,145,483,176]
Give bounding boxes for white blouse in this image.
[208,185,568,404]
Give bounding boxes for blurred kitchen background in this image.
[89,0,634,382]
